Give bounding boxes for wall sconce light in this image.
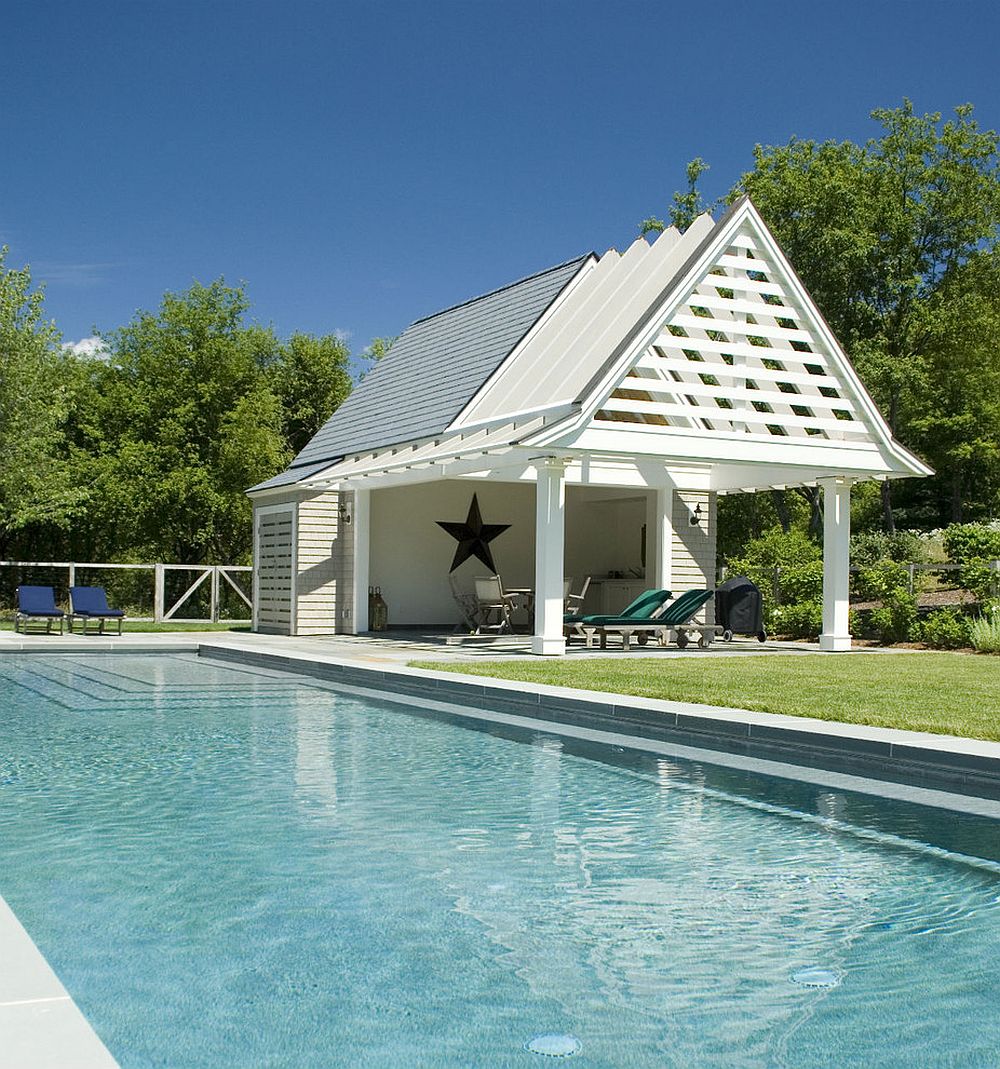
[689,503,703,527]
[339,502,352,525]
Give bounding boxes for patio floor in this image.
[0,626,911,666]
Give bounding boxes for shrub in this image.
[918,608,970,650]
[851,530,927,568]
[778,560,824,604]
[969,609,1000,654]
[865,588,919,645]
[942,523,1000,565]
[771,600,823,640]
[942,523,1000,601]
[854,559,910,602]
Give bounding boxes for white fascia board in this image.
[556,423,897,473]
[449,252,600,428]
[710,462,894,493]
[247,484,314,503]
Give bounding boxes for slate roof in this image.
[267,253,591,485]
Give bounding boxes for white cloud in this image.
[64,336,110,361]
[34,262,114,287]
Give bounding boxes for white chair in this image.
[565,576,591,615]
[473,576,517,633]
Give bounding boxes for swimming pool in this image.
[1,652,998,1067]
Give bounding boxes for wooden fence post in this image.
[154,564,165,623]
[210,567,220,623]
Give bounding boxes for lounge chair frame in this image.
[566,588,673,649]
[68,613,124,637]
[571,589,721,650]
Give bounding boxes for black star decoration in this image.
[436,494,511,574]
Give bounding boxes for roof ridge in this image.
[411,252,595,325]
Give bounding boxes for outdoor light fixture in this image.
[339,501,352,525]
[689,503,703,527]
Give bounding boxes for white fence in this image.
[0,560,253,623]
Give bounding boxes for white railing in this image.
[0,560,252,623]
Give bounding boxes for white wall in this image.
[370,482,536,625]
[369,481,651,627]
[564,488,648,581]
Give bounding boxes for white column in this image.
[653,487,673,592]
[532,459,567,656]
[351,488,371,634]
[819,477,852,652]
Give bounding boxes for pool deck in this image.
[2,627,999,1066]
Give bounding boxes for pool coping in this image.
[0,898,119,1069]
[197,640,1000,802]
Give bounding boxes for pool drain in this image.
[791,967,841,989]
[525,1034,581,1057]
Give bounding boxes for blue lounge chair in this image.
[15,586,66,635]
[566,588,673,648]
[69,586,126,636]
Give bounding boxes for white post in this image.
[819,477,852,652]
[532,458,567,656]
[210,566,220,623]
[154,563,165,623]
[352,488,371,634]
[653,487,673,592]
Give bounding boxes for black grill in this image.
[715,576,767,642]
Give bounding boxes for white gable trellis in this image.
[248,197,930,652]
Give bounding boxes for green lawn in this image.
[411,653,1000,742]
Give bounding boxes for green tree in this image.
[270,332,352,455]
[640,157,711,236]
[905,248,1000,520]
[0,248,85,553]
[90,280,291,563]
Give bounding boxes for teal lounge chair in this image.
[654,589,720,648]
[566,588,672,649]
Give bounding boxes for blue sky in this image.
[4,1,999,358]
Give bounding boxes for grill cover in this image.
[715,576,764,636]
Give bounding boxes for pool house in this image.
[247,197,929,654]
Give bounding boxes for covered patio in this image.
[248,197,928,654]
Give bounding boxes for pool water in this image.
[1,653,998,1068]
